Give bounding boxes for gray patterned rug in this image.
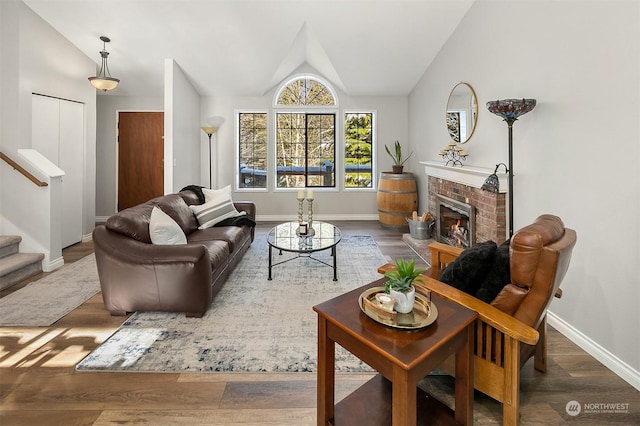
[0,254,100,326]
[76,235,388,373]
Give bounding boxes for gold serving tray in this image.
[359,286,438,330]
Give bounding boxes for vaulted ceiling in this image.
[23,0,475,97]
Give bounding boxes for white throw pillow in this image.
[190,185,245,229]
[202,185,232,204]
[149,206,188,245]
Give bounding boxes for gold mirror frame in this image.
[446,82,478,144]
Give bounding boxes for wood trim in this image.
[0,151,48,187]
[378,263,539,345]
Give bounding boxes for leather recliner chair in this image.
[380,214,577,425]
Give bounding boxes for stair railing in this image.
[0,151,48,187]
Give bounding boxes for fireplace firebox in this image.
[436,194,475,248]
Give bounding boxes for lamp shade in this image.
[201,126,218,136]
[481,163,508,193]
[89,76,119,91]
[486,99,536,123]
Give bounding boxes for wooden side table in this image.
[313,277,477,426]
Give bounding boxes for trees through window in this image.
[276,113,335,188]
[236,76,375,191]
[238,112,267,188]
[344,112,373,188]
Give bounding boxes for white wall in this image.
[408,0,640,387]
[0,0,96,255]
[164,59,201,193]
[200,67,409,220]
[95,95,163,218]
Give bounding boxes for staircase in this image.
[0,235,45,291]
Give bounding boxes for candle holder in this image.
[439,141,468,167]
[306,197,315,236]
[297,198,304,226]
[296,193,316,236]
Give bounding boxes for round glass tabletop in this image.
[267,221,342,253]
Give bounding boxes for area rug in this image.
[76,235,388,373]
[0,254,100,326]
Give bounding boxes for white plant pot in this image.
[390,286,415,313]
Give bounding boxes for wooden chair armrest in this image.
[378,263,539,346]
[428,241,465,258]
[427,242,464,275]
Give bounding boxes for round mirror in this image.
[446,82,478,144]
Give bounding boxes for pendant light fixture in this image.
[88,36,120,91]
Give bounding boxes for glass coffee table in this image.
[267,221,342,281]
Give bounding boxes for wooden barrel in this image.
[377,172,418,230]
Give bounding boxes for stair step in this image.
[0,252,45,291]
[0,235,21,260]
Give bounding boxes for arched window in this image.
[276,76,336,106]
[274,76,336,189]
[237,76,375,191]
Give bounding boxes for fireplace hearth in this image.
[436,194,475,248]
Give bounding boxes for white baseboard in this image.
[547,311,640,391]
[45,256,64,272]
[95,216,109,225]
[81,233,93,243]
[256,214,379,222]
[95,214,380,224]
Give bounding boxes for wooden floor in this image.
[1,221,638,425]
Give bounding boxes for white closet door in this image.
[31,94,84,248]
[32,95,60,164]
[58,101,84,247]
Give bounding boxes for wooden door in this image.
[118,112,164,210]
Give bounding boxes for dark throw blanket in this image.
[180,185,206,204]
[214,215,256,228]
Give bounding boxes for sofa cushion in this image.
[188,226,249,253]
[439,240,497,295]
[190,186,245,229]
[105,202,157,243]
[149,206,187,245]
[195,239,230,270]
[157,193,199,235]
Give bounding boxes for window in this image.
[238,112,267,189]
[276,76,335,106]
[235,76,376,192]
[276,113,335,188]
[344,112,374,188]
[275,76,336,189]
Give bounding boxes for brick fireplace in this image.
[424,161,508,245]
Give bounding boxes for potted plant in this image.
[385,140,413,174]
[383,258,425,313]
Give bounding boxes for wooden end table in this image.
[313,277,477,426]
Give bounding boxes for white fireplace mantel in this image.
[420,160,509,193]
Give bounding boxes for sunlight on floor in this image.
[0,327,115,368]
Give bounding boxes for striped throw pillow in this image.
[189,186,244,229]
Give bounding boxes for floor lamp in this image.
[484,98,536,237]
[201,126,218,188]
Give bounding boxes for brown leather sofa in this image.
[92,190,256,318]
